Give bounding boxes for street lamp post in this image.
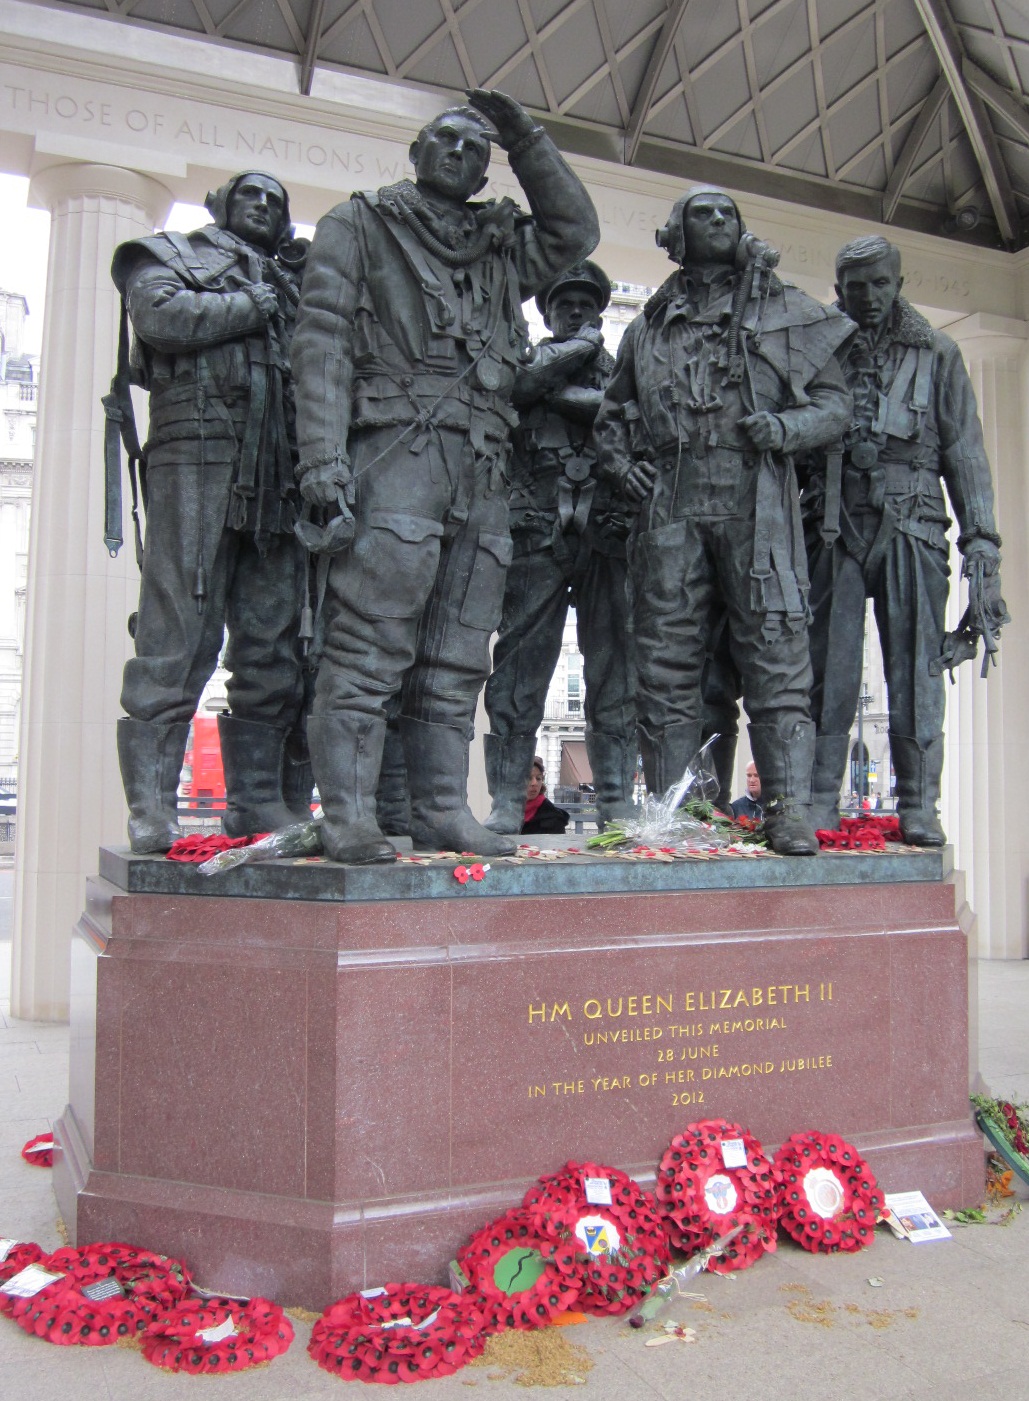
[856,684,872,807]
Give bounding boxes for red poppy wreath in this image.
[773,1130,884,1253]
[0,1239,45,1314]
[656,1118,782,1272]
[20,1133,55,1167]
[5,1241,190,1345]
[141,1296,293,1373]
[309,1283,486,1384]
[524,1161,671,1316]
[456,1207,580,1331]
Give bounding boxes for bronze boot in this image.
[748,719,820,855]
[306,712,397,864]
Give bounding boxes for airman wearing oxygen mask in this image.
[594,186,854,855]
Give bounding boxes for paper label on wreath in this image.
[583,1177,613,1205]
[575,1215,621,1257]
[360,1287,388,1299]
[0,1264,64,1298]
[703,1174,739,1215]
[197,1316,239,1344]
[0,1239,19,1263]
[81,1276,125,1302]
[720,1139,747,1169]
[380,1316,413,1329]
[25,1138,54,1154]
[804,1166,845,1218]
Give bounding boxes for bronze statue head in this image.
[835,235,903,331]
[409,107,494,203]
[205,171,291,253]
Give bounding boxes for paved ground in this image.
[1,870,1028,1400]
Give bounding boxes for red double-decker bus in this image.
[181,715,226,812]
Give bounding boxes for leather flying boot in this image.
[637,720,703,798]
[117,717,189,854]
[281,718,315,823]
[401,717,517,856]
[890,733,946,845]
[702,728,738,813]
[307,712,397,864]
[219,715,299,837]
[748,719,820,855]
[375,720,411,837]
[483,731,537,833]
[586,728,637,829]
[810,733,850,832]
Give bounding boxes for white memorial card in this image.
[882,1191,951,1243]
[197,1315,239,1344]
[0,1264,64,1298]
[583,1177,613,1205]
[720,1139,747,1169]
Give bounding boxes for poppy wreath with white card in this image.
[456,1207,580,1331]
[20,1133,54,1167]
[656,1119,782,1272]
[5,1242,190,1345]
[141,1296,293,1373]
[0,1240,45,1314]
[773,1130,884,1253]
[309,1283,486,1383]
[523,1160,671,1315]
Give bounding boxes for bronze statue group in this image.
[107,91,1008,865]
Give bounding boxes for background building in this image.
[0,289,36,791]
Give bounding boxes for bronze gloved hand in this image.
[963,539,1010,631]
[466,89,537,149]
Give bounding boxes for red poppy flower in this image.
[165,833,260,863]
[469,863,487,881]
[453,866,470,884]
[773,1131,884,1253]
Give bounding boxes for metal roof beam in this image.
[882,74,949,222]
[964,57,1029,143]
[299,0,327,95]
[912,0,1018,243]
[624,0,691,165]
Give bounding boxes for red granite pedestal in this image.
[54,848,983,1310]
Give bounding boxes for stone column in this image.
[941,313,1029,960]
[11,164,172,1020]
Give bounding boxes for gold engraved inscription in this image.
[524,980,838,1103]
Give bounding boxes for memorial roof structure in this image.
[21,0,1029,250]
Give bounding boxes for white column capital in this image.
[29,162,172,227]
